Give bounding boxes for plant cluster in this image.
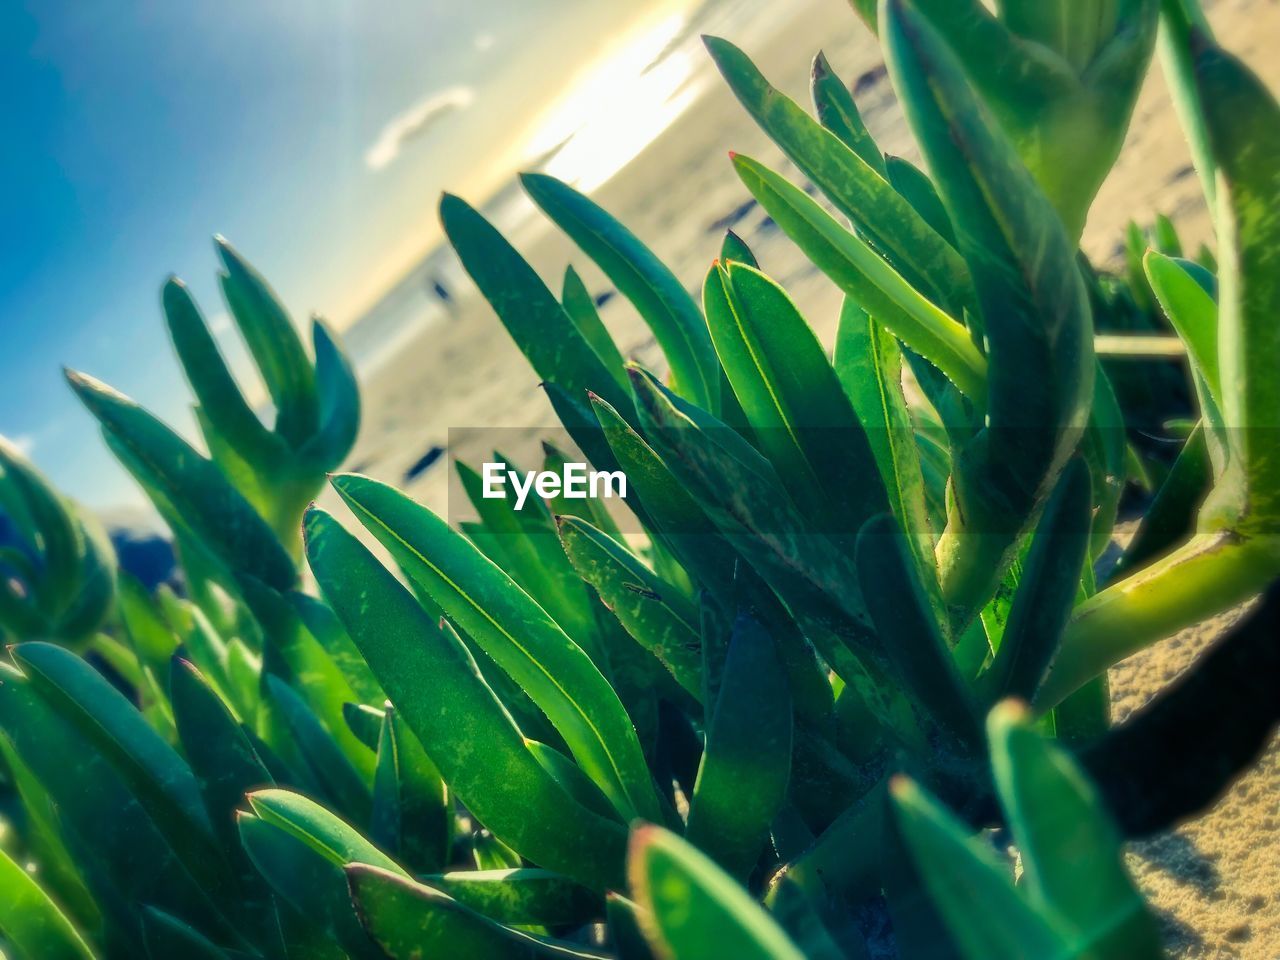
[2,0,1278,958]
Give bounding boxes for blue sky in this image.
[0,0,683,512]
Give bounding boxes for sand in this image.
[343,0,1280,954]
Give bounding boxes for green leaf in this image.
[455,458,605,665]
[732,154,987,402]
[371,704,452,873]
[854,516,980,748]
[562,266,628,393]
[835,300,937,585]
[1144,250,1221,408]
[215,237,319,447]
[0,437,83,620]
[719,230,758,269]
[299,318,361,470]
[291,592,384,705]
[237,791,391,960]
[170,657,274,850]
[708,36,973,311]
[520,173,718,409]
[11,643,229,891]
[980,459,1092,702]
[810,50,884,174]
[265,674,372,824]
[629,368,876,681]
[438,193,633,418]
[883,0,1094,612]
[117,573,179,671]
[628,827,805,960]
[704,262,889,534]
[303,507,628,891]
[1159,0,1217,209]
[0,664,226,955]
[162,276,283,469]
[686,615,792,881]
[1112,423,1212,578]
[328,473,660,824]
[346,865,606,959]
[589,393,736,597]
[0,846,97,960]
[64,371,297,591]
[888,776,1072,960]
[420,869,601,927]
[556,515,701,699]
[343,702,385,751]
[988,702,1163,957]
[884,154,957,249]
[1193,35,1280,525]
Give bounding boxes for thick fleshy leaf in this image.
[557,516,701,699]
[685,615,792,882]
[162,276,283,469]
[854,516,980,748]
[733,155,987,402]
[170,657,274,848]
[889,776,1073,960]
[371,704,451,873]
[1194,35,1280,525]
[708,36,972,311]
[834,299,936,577]
[329,473,660,824]
[0,846,97,960]
[520,173,718,409]
[562,265,628,392]
[1144,251,1221,410]
[300,318,361,470]
[304,507,628,891]
[980,459,1092,703]
[1112,424,1212,578]
[65,371,297,591]
[215,237,319,447]
[238,790,394,960]
[589,393,736,597]
[439,194,633,417]
[12,643,229,890]
[265,674,372,823]
[989,702,1163,956]
[346,865,606,960]
[0,436,83,618]
[0,663,227,955]
[884,154,957,249]
[704,262,888,534]
[455,458,605,665]
[883,0,1094,615]
[1159,0,1217,207]
[290,592,383,705]
[420,869,601,927]
[810,51,884,174]
[628,827,805,960]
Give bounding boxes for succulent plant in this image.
[1,0,1278,958]
[0,437,116,645]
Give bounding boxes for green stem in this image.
[1038,529,1280,707]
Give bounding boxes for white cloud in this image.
[473,32,495,52]
[364,86,476,172]
[208,311,233,335]
[9,434,35,456]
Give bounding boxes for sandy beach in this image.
[339,0,1279,954]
